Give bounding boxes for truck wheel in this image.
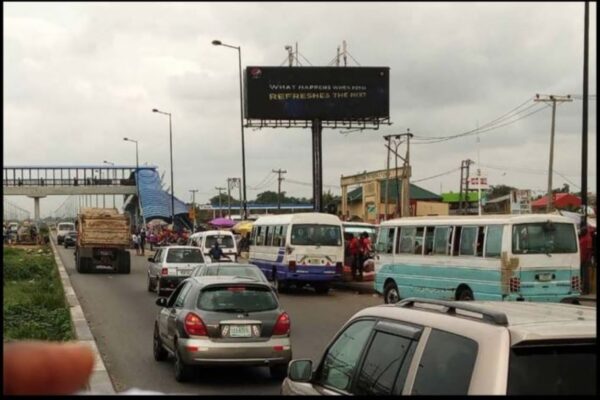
[118,251,131,274]
[78,257,91,274]
[76,254,82,273]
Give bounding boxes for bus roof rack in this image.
[397,298,509,326]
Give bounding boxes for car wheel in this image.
[457,287,474,301]
[384,281,400,304]
[153,325,168,362]
[174,346,193,382]
[269,364,288,380]
[147,275,154,292]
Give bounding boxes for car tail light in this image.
[184,312,207,336]
[288,260,296,273]
[272,312,290,336]
[335,262,343,274]
[509,277,520,292]
[228,286,246,292]
[161,267,168,275]
[571,276,581,291]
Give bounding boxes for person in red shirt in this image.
[579,227,593,294]
[348,234,360,280]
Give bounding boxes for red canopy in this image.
[531,193,582,209]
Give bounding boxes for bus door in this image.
[375,226,396,274]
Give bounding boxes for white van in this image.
[187,230,238,262]
[57,222,76,245]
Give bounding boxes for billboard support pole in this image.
[312,118,323,212]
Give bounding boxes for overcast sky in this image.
[3,2,597,217]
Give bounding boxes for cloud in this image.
[3,2,596,216]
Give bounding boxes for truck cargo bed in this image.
[78,208,131,248]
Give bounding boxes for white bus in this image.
[249,213,344,294]
[374,214,581,303]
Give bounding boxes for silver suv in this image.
[147,246,206,296]
[153,276,292,382]
[282,298,596,395]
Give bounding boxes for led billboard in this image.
[244,67,389,120]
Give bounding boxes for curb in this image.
[49,237,116,394]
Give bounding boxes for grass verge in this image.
[3,246,74,341]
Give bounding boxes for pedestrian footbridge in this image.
[3,165,190,225]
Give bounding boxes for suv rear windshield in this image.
[197,285,278,313]
[203,266,264,281]
[508,341,596,395]
[512,222,577,254]
[166,248,205,263]
[206,235,235,249]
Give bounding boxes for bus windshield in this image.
[291,224,342,246]
[512,222,577,254]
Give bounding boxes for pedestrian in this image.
[358,232,372,282]
[132,232,140,256]
[148,231,156,251]
[579,227,593,294]
[139,228,146,256]
[348,234,360,281]
[209,241,224,262]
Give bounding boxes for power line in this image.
[411,168,460,183]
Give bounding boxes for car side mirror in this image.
[155,297,168,307]
[148,257,154,262]
[287,359,313,382]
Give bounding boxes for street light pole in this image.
[212,39,248,220]
[123,138,141,227]
[152,109,176,227]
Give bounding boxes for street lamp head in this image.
[152,109,159,113]
[123,137,128,141]
[212,40,222,46]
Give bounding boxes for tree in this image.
[254,191,280,204]
[209,194,239,206]
[487,184,517,200]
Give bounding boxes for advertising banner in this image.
[244,66,389,120]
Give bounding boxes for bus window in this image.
[452,226,463,256]
[476,226,485,256]
[512,222,577,255]
[459,227,478,256]
[265,226,273,247]
[377,227,395,254]
[485,225,503,258]
[399,227,416,254]
[424,227,434,255]
[256,226,265,246]
[433,226,451,255]
[414,227,425,255]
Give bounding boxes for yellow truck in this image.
[75,208,131,274]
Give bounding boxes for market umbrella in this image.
[209,217,236,228]
[232,220,254,234]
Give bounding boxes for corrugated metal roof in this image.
[136,169,189,220]
[347,181,441,203]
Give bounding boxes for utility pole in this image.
[384,131,414,218]
[534,94,573,212]
[384,135,391,221]
[227,178,233,217]
[215,186,226,218]
[189,189,198,232]
[272,169,288,210]
[458,159,474,215]
[581,1,589,230]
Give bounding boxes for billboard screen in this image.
[244,67,389,120]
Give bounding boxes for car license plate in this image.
[228,325,252,338]
[309,258,322,264]
[537,273,553,282]
[178,268,193,276]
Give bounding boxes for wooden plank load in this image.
[77,208,131,248]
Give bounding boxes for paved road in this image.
[55,240,381,394]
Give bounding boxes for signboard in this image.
[244,67,390,120]
[466,176,489,190]
[510,189,532,214]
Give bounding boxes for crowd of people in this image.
[130,225,193,255]
[344,231,373,281]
